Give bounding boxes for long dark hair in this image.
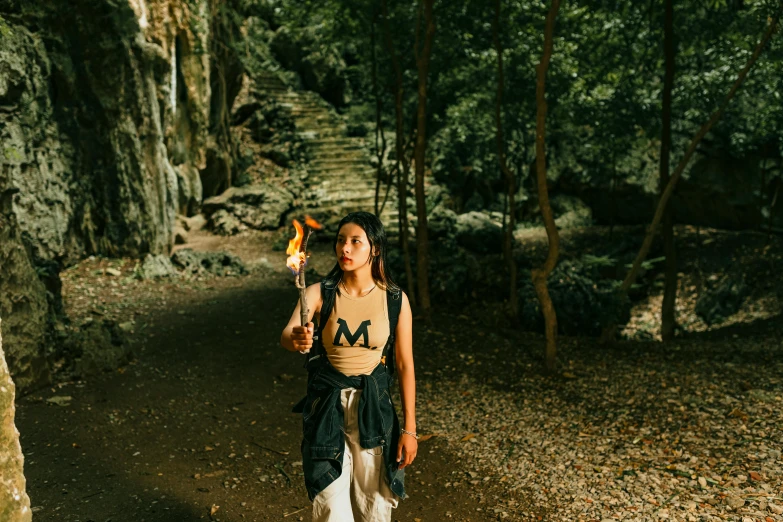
[324,212,399,293]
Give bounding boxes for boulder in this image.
[67,320,132,378]
[173,226,188,245]
[185,214,208,232]
[695,275,748,325]
[551,194,593,229]
[427,204,458,239]
[137,254,179,279]
[0,318,33,522]
[209,209,246,236]
[454,211,504,254]
[170,249,247,277]
[202,183,294,233]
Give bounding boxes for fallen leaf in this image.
[210,504,220,516]
[418,434,437,442]
[460,433,475,442]
[46,396,73,406]
[749,471,762,481]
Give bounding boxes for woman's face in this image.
[336,223,374,272]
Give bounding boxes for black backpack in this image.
[304,277,403,377]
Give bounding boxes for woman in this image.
[280,211,417,522]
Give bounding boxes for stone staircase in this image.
[254,71,399,233]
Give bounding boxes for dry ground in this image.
[15,225,783,522]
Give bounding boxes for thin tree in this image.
[601,5,783,342]
[413,0,435,317]
[533,0,562,371]
[371,15,392,217]
[492,0,519,321]
[660,0,677,341]
[381,0,416,305]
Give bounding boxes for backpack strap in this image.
[303,278,338,371]
[382,287,403,376]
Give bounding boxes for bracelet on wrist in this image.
[401,428,419,440]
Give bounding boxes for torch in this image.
[286,216,323,329]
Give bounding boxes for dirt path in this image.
[16,226,783,521]
[16,262,504,522]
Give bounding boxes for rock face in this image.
[0,210,51,391]
[0,0,243,389]
[0,318,33,522]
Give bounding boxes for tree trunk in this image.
[492,0,518,322]
[371,18,388,217]
[413,0,435,317]
[533,0,562,372]
[600,6,783,343]
[0,318,33,522]
[660,0,677,342]
[381,0,416,305]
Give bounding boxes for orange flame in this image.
[304,215,323,230]
[286,219,307,274]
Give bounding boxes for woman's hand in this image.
[291,322,314,353]
[396,433,418,469]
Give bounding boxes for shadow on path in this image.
[17,274,498,522]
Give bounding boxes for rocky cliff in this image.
[0,0,243,391]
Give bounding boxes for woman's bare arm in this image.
[394,292,417,468]
[280,283,322,352]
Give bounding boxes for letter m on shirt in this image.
[333,318,372,348]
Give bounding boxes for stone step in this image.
[307,150,365,160]
[290,108,327,116]
[307,166,376,177]
[315,194,388,207]
[307,204,400,229]
[309,147,365,157]
[256,81,288,89]
[294,118,342,128]
[308,177,378,187]
[313,179,385,192]
[299,130,349,141]
[299,125,344,133]
[296,121,343,131]
[308,150,365,160]
[311,158,371,168]
[294,116,339,123]
[256,84,289,93]
[306,137,364,147]
[311,181,397,198]
[310,173,383,184]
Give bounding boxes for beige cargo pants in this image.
[312,388,399,522]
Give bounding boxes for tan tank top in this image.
[321,286,389,376]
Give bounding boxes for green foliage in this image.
[518,258,630,336]
[0,15,12,37]
[263,0,783,218]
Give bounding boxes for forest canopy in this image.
[257,0,782,218]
